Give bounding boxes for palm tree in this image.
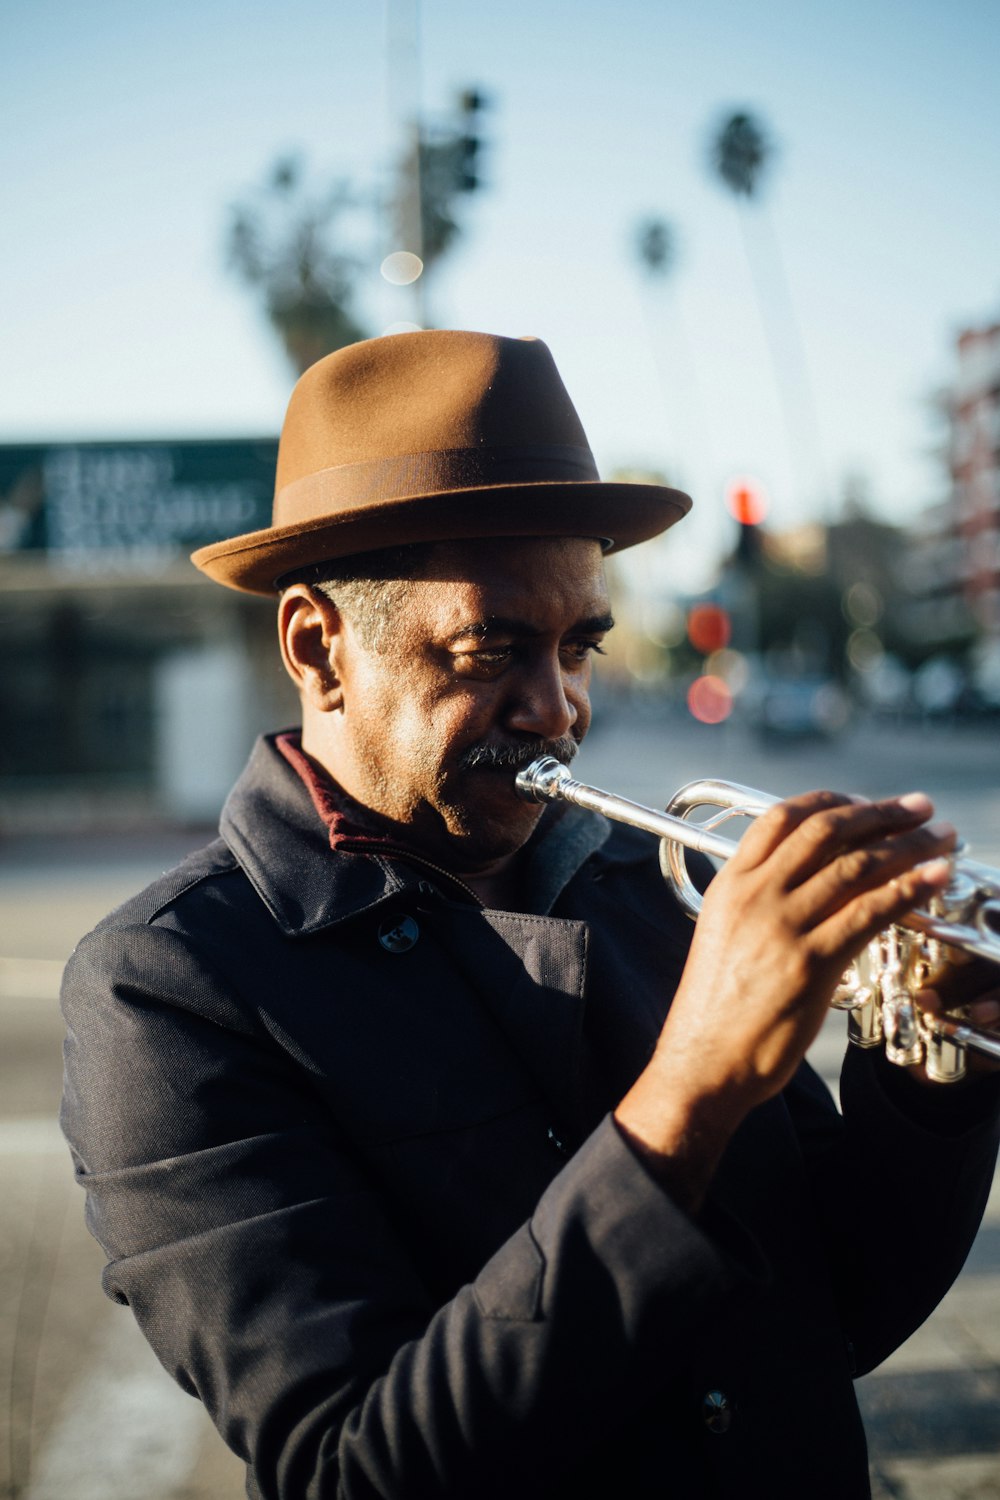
[635,217,675,278]
[226,156,369,375]
[712,112,770,198]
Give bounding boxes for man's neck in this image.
[460,852,527,911]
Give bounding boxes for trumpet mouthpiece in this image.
[514,756,571,803]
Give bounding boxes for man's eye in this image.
[470,647,514,664]
[564,640,607,662]
[453,641,605,674]
[451,646,515,674]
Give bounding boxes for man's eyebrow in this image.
[445,612,615,644]
[572,612,616,636]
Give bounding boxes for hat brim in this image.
[191,480,692,594]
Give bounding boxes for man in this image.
[62,331,999,1499]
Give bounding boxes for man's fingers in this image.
[733,789,945,890]
[733,789,856,868]
[916,956,999,1009]
[772,797,952,893]
[917,986,1000,1027]
[788,821,957,929]
[969,996,1000,1027]
[811,857,954,967]
[915,987,1000,1075]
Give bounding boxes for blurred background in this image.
[1,1,999,1496]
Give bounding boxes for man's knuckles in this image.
[740,793,920,876]
[830,829,953,894]
[849,863,947,932]
[830,844,886,889]
[736,791,851,864]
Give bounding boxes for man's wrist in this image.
[613,1058,744,1216]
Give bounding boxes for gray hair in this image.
[281,543,434,653]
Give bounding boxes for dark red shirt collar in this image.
[275,731,397,851]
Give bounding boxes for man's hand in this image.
[913,956,1000,1080]
[615,789,957,1211]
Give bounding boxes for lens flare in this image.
[847,628,884,673]
[380,252,424,285]
[688,674,733,724]
[687,603,731,655]
[705,647,749,693]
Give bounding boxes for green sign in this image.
[0,438,278,566]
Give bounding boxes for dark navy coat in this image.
[60,734,1000,1499]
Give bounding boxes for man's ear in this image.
[278,585,346,712]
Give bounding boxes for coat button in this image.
[701,1390,733,1434]
[378,915,420,953]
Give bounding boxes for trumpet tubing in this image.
[515,756,1000,1083]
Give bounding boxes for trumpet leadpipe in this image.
[515,756,737,861]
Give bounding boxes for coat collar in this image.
[221,729,632,936]
[220,733,619,937]
[220,734,411,936]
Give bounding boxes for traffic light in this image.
[724,476,768,566]
[456,88,487,192]
[724,476,768,526]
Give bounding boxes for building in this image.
[904,320,1000,667]
[950,322,1000,634]
[0,437,297,831]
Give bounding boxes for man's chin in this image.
[438,778,543,867]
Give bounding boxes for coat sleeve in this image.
[61,921,756,1500]
[784,1047,1000,1376]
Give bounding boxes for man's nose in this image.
[505,660,581,741]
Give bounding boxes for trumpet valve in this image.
[838,942,881,1054]
[847,993,883,1049]
[922,1017,968,1085]
[831,971,874,1013]
[932,870,979,926]
[882,991,925,1069]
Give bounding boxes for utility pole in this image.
[384,0,425,326]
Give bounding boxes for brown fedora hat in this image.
[191,330,692,594]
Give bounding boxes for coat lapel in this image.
[444,907,590,1141]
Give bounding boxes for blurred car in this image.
[756,676,850,741]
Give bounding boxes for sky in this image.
[2,0,999,590]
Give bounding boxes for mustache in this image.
[457,737,579,773]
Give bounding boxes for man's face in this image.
[329,535,612,872]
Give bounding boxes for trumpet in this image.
[515,756,1000,1083]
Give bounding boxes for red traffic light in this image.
[724,477,768,526]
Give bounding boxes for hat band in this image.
[274,444,600,525]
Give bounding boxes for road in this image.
[1,712,998,1499]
